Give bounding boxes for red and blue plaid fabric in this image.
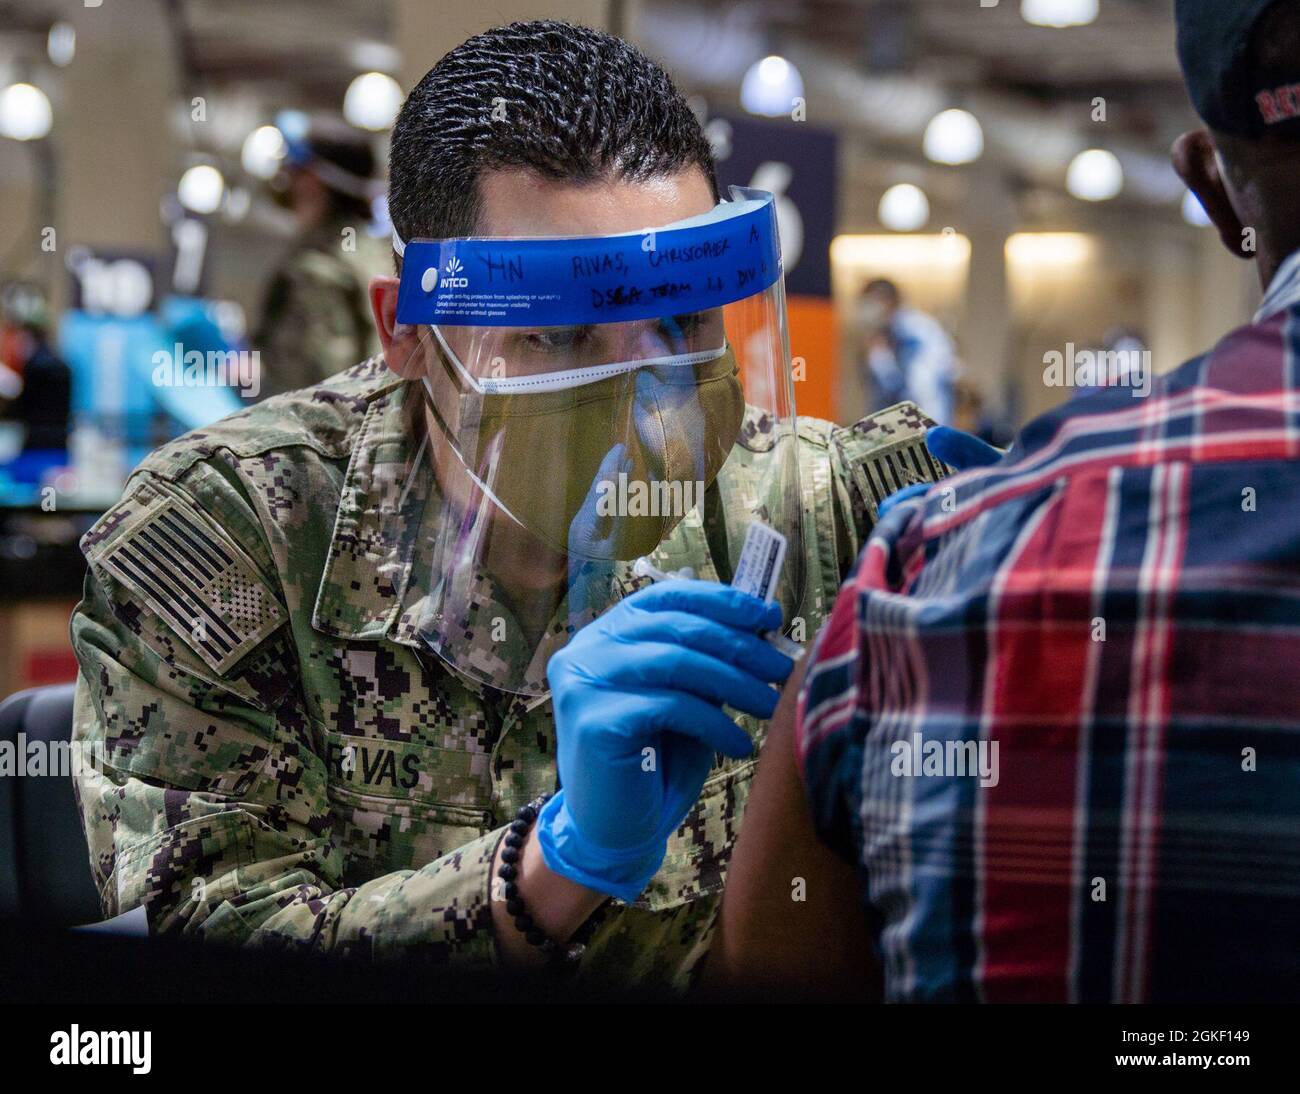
[796,254,1300,1003]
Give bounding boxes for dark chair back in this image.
[0,684,102,924]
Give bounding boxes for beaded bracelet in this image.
[497,793,592,970]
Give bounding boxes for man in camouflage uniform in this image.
[254,118,387,398]
[70,21,947,992]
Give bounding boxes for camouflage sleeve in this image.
[69,471,503,965]
[254,249,374,398]
[828,400,950,570]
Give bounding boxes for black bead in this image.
[498,794,564,963]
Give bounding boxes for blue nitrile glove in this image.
[537,580,794,902]
[925,425,1003,471]
[876,426,1004,518]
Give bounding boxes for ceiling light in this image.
[343,71,402,131]
[740,55,804,117]
[47,22,76,67]
[878,184,930,231]
[241,125,287,179]
[178,164,225,215]
[1021,0,1099,28]
[1066,149,1123,202]
[831,233,971,270]
[0,83,53,141]
[1005,232,1095,267]
[923,108,984,165]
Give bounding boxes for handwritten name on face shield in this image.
[394,196,782,329]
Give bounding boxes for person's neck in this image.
[1239,175,1300,290]
[1257,228,1300,292]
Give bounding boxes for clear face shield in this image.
[391,187,802,695]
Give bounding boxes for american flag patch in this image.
[96,498,285,675]
[857,435,950,517]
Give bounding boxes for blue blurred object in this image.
[157,296,246,427]
[3,449,67,486]
[4,294,248,508]
[276,110,311,165]
[59,309,161,437]
[925,425,1002,471]
[59,295,243,442]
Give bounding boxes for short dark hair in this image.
[388,20,718,251]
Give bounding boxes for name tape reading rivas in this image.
[395,197,781,328]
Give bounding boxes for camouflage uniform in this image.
[69,356,944,992]
[254,213,388,398]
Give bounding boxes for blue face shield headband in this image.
[391,187,782,330]
[390,188,782,395]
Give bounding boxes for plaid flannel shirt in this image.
[797,251,1300,1003]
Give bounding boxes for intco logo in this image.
[419,257,469,293]
[441,256,469,289]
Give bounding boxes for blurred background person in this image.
[0,282,71,464]
[253,116,387,396]
[858,277,959,424]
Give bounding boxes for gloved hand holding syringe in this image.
[633,522,805,661]
[539,522,801,903]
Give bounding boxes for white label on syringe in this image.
[731,522,788,604]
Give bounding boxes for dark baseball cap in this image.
[1176,0,1300,138]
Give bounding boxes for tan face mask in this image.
[434,348,744,560]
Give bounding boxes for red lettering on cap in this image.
[1259,89,1282,124]
[1257,84,1300,124]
